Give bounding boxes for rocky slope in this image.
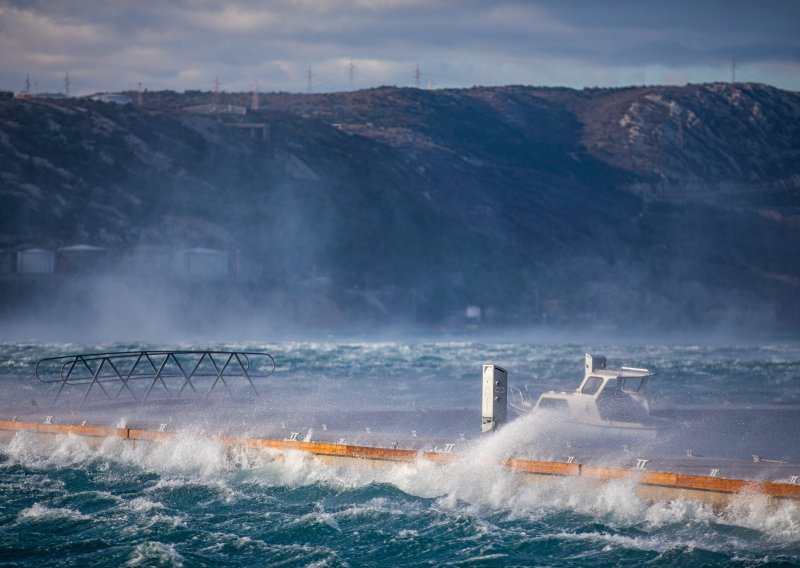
[0,83,798,333]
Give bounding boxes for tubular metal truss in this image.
[36,350,275,406]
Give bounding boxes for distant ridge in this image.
[0,83,798,333]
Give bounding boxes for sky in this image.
[0,0,798,96]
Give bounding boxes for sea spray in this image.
[1,341,799,566]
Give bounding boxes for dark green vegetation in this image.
[0,83,798,334]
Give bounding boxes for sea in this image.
[0,341,799,567]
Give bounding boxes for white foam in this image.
[125,496,165,512]
[374,413,800,546]
[722,494,800,543]
[293,507,341,532]
[18,502,89,522]
[539,529,679,554]
[5,431,91,468]
[3,419,798,545]
[125,541,184,567]
[118,508,187,535]
[199,533,268,554]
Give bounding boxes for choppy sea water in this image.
[1,342,799,567]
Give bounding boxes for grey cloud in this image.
[1,0,798,94]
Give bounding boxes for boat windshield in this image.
[581,376,603,395]
[538,397,569,411]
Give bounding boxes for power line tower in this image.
[348,59,355,89]
[137,82,143,106]
[251,78,260,110]
[306,65,313,93]
[213,76,220,103]
[414,64,421,88]
[24,74,31,94]
[63,72,70,97]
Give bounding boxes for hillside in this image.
[0,83,798,335]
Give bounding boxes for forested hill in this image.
[1,82,798,333]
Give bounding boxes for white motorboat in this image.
[508,354,659,439]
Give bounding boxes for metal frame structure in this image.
[35,350,275,406]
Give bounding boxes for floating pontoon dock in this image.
[1,350,797,505]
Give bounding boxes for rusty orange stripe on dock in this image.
[243,437,454,464]
[506,458,581,476]
[0,419,127,439]
[2,419,799,500]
